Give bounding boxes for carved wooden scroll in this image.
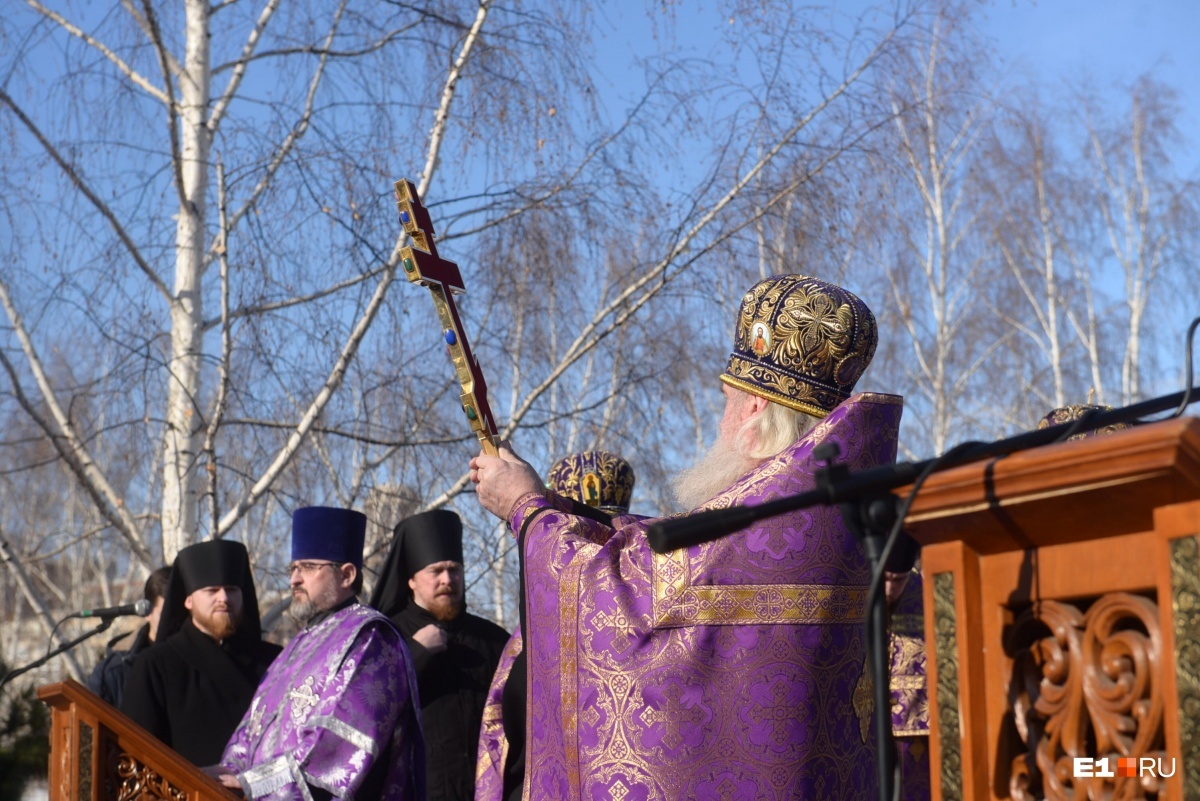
[1005,592,1165,801]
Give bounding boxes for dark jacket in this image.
[120,619,281,765]
[86,623,153,709]
[392,604,509,801]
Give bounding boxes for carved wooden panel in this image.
[1005,592,1165,800]
[78,722,93,801]
[115,753,188,801]
[1168,535,1200,801]
[933,572,963,801]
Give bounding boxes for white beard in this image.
[671,433,760,511]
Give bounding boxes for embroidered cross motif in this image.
[659,682,706,750]
[288,676,319,722]
[746,679,796,747]
[593,609,639,650]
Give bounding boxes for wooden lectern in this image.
[36,679,237,800]
[902,416,1200,801]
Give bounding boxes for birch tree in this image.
[1081,76,1199,404]
[870,5,1000,454]
[1,0,926,645]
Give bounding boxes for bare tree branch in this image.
[417,0,492,199]
[209,0,347,266]
[215,258,400,536]
[205,264,389,331]
[208,0,282,132]
[118,0,186,81]
[0,88,172,304]
[1,535,86,681]
[499,35,895,440]
[211,23,420,74]
[204,158,234,534]
[24,0,169,105]
[0,278,155,568]
[138,0,188,210]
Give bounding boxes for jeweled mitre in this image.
[546,451,635,514]
[720,274,878,418]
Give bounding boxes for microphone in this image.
[74,599,152,619]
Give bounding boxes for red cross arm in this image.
[394,179,499,456]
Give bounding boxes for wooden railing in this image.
[36,678,238,801]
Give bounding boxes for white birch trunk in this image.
[161,0,211,560]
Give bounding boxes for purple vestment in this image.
[476,628,522,800]
[221,602,423,799]
[890,570,930,801]
[502,392,902,800]
[477,509,644,801]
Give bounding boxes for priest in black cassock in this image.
[370,509,510,801]
[121,539,281,766]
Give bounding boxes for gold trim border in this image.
[560,555,586,801]
[656,583,868,626]
[652,540,868,626]
[1169,535,1200,801]
[933,572,962,801]
[719,373,832,418]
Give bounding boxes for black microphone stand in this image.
[814,443,903,801]
[647,380,1200,801]
[0,617,113,690]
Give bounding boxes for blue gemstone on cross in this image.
[445,329,457,345]
[400,210,411,224]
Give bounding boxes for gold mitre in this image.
[546,451,635,514]
[720,274,878,418]
[1036,403,1133,440]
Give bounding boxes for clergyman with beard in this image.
[370,509,510,801]
[470,274,904,799]
[121,539,281,766]
[213,506,424,800]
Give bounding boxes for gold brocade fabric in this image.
[513,392,903,800]
[721,275,878,417]
[889,571,929,737]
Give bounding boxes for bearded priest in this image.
[470,274,902,800]
[121,539,281,766]
[214,506,424,799]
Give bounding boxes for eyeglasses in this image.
[287,561,341,577]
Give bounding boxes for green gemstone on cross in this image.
[465,406,478,421]
[403,257,415,273]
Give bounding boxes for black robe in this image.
[120,618,281,766]
[86,622,153,709]
[391,603,509,801]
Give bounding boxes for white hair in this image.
[671,390,820,510]
[736,395,820,460]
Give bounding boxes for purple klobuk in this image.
[487,392,903,800]
[221,603,423,799]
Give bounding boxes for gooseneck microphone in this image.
[73,598,152,619]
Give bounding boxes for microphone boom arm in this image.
[0,618,113,690]
[648,382,1200,553]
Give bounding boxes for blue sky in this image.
[982,0,1199,173]
[588,0,1198,175]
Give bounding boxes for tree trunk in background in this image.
[161,0,211,560]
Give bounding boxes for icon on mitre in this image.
[582,472,601,506]
[751,322,771,357]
